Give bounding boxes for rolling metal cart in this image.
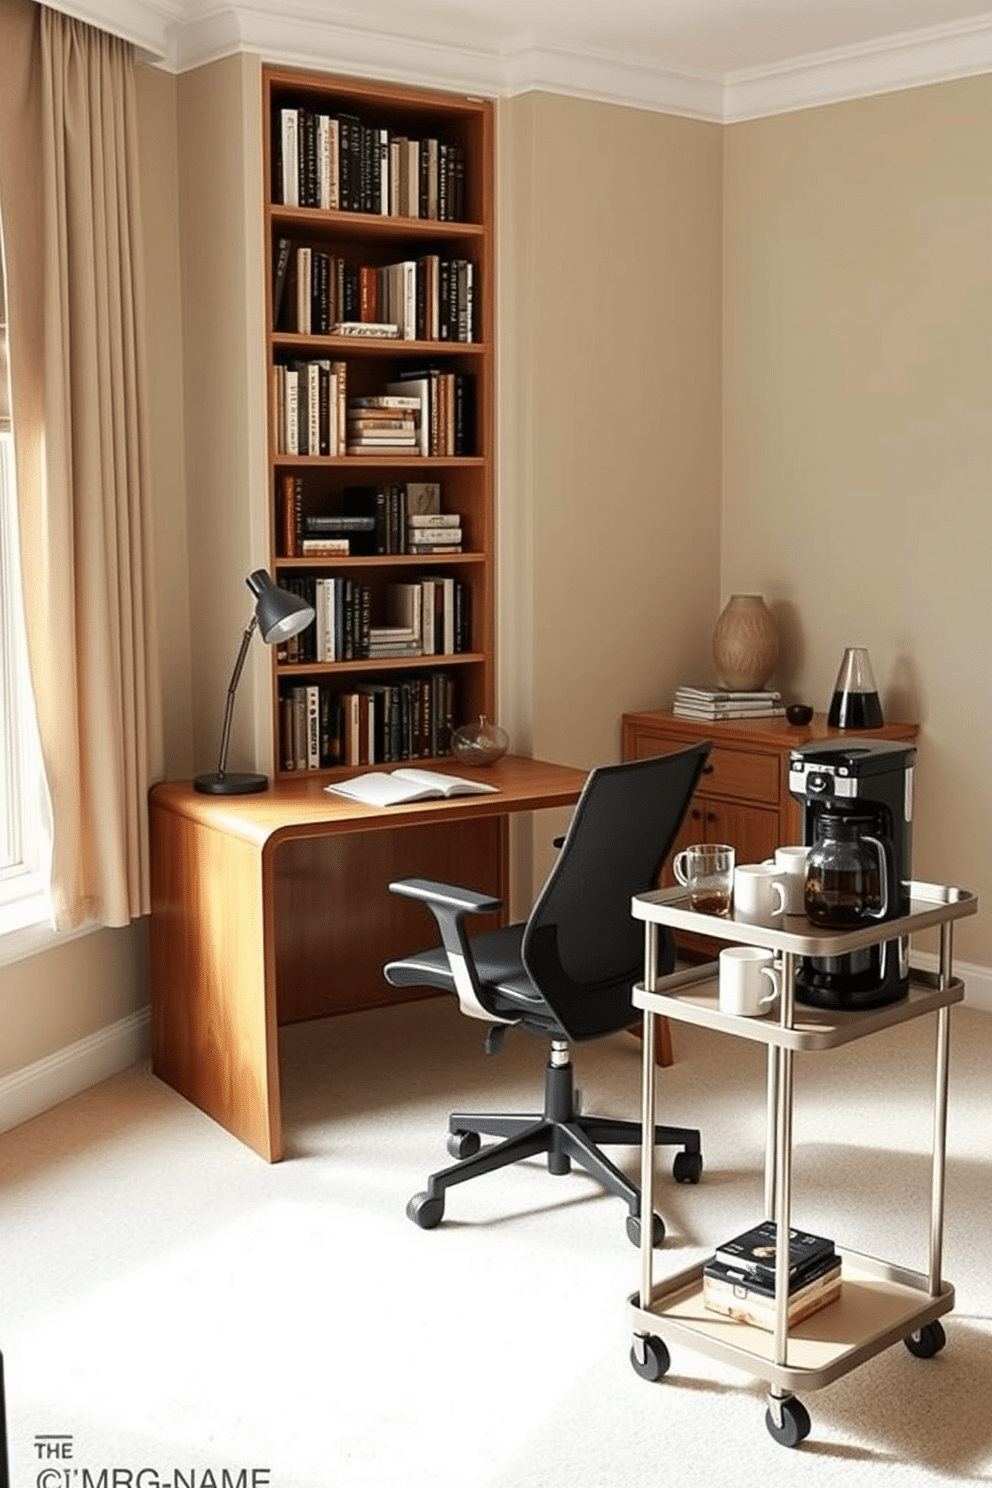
[627,881,978,1448]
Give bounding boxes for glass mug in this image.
[672,843,735,917]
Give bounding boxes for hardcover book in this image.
[713,1221,835,1283]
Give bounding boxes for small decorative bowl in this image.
[786,703,814,726]
[451,715,509,767]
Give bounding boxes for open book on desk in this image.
[325,767,499,808]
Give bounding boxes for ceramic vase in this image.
[712,594,780,691]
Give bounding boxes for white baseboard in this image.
[0,1008,150,1138]
[0,963,986,1142]
[913,953,992,1015]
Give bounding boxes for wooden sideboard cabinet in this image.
[621,710,919,954]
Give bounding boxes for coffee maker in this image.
[788,739,916,1010]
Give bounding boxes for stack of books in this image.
[346,394,421,455]
[672,686,784,721]
[702,1221,841,1331]
[406,513,462,553]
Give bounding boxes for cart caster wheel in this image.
[765,1397,811,1448]
[446,1130,481,1159]
[630,1335,670,1381]
[905,1321,946,1358]
[406,1192,444,1229]
[672,1150,703,1184]
[626,1211,665,1248]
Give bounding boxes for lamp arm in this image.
[214,615,259,781]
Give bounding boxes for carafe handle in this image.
[861,834,891,920]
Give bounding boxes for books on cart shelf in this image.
[672,685,784,721]
[702,1253,842,1331]
[702,1220,840,1331]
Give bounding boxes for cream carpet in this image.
[0,995,990,1487]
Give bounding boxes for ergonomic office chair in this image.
[384,742,711,1245]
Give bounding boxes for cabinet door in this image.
[705,800,780,867]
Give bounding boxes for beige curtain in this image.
[0,0,163,930]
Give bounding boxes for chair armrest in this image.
[388,876,502,917]
[387,876,510,1025]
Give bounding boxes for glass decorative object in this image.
[451,715,509,767]
[712,594,780,691]
[828,646,884,729]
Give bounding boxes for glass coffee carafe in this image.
[804,813,891,927]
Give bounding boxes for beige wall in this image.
[176,52,270,781]
[498,92,724,883]
[722,76,992,964]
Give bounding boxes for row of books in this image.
[277,575,471,664]
[672,685,785,721]
[280,673,457,771]
[702,1220,841,1332]
[280,479,461,558]
[274,241,476,343]
[273,366,477,460]
[273,358,346,457]
[388,371,476,457]
[275,106,466,220]
[303,511,463,558]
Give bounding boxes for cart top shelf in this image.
[631,879,977,957]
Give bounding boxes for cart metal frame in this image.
[628,880,978,1447]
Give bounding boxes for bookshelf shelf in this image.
[268,204,485,242]
[263,66,494,777]
[271,333,487,358]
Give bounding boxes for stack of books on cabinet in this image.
[264,67,493,783]
[672,686,784,720]
[702,1221,841,1331]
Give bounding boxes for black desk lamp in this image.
[194,568,314,795]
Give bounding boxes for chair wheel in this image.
[672,1150,703,1184]
[447,1130,481,1159]
[905,1321,946,1358]
[406,1192,444,1229]
[630,1334,670,1381]
[765,1396,811,1448]
[626,1211,665,1247]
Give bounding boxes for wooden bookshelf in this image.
[262,68,495,778]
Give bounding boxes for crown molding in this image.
[42,0,178,59]
[162,3,726,118]
[723,14,992,122]
[40,1,992,121]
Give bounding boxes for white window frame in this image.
[0,419,54,954]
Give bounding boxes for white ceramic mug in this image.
[719,946,781,1017]
[764,845,810,916]
[734,863,787,927]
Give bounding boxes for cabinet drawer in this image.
[701,746,780,806]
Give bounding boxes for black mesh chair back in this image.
[522,743,711,1042]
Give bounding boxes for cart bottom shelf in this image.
[628,1250,954,1392]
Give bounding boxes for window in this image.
[0,215,53,943]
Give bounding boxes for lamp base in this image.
[193,771,269,795]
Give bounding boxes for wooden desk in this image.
[149,756,586,1161]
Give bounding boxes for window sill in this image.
[0,886,58,967]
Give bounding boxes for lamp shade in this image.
[248,568,314,643]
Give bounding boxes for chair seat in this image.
[386,924,566,1034]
